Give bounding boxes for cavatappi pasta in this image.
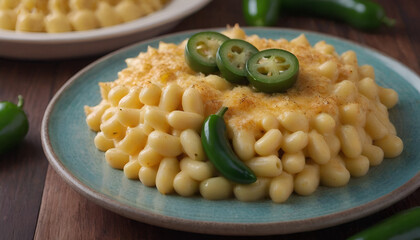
[85,25,403,203]
[0,0,170,33]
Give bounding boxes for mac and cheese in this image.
[85,25,403,202]
[0,0,169,33]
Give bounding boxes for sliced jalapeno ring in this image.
[246,49,299,93]
[185,31,230,74]
[216,39,259,84]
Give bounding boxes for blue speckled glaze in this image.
[44,28,420,229]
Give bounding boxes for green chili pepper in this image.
[216,39,259,84]
[201,107,257,184]
[281,0,395,30]
[246,49,299,93]
[243,0,281,26]
[0,95,29,154]
[242,0,395,30]
[185,31,230,74]
[347,207,420,240]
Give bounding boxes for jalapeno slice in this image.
[185,31,229,74]
[216,39,259,84]
[246,49,299,93]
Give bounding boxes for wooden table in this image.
[1,0,419,239]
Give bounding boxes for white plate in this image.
[0,0,211,59]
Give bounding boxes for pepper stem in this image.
[382,17,396,27]
[17,95,24,108]
[216,106,228,117]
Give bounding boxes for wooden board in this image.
[1,0,419,239]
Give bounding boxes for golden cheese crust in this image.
[109,25,370,137]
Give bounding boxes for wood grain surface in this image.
[1,0,419,239]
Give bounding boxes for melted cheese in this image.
[110,25,372,137]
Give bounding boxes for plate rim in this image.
[41,27,420,236]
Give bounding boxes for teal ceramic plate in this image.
[41,28,420,236]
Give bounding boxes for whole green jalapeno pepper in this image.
[347,207,420,240]
[282,0,395,30]
[201,107,257,184]
[243,0,281,26]
[0,95,29,154]
[243,0,395,30]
